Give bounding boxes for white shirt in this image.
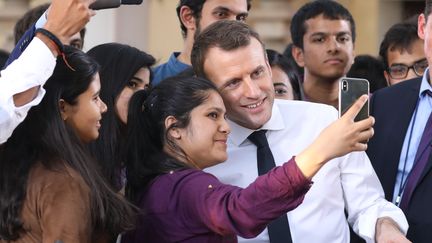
[205,99,408,243]
[0,37,56,144]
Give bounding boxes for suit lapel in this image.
[380,79,420,199]
[418,150,432,186]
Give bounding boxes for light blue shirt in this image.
[393,69,432,204]
[152,52,190,86]
[35,10,47,29]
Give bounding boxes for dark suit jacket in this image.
[367,77,432,242]
[2,25,36,69]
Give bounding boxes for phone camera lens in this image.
[342,81,348,92]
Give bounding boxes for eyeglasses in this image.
[387,58,428,79]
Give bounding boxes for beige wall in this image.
[85,3,150,52]
[0,0,417,60]
[340,0,381,55]
[147,0,183,65]
[143,0,399,62]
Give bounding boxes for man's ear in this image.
[292,45,305,68]
[418,13,427,40]
[59,99,70,121]
[179,6,197,33]
[351,44,356,64]
[383,70,391,86]
[165,115,181,139]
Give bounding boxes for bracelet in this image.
[35,28,64,54]
[35,28,75,71]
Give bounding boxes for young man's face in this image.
[294,14,355,83]
[195,0,249,37]
[203,38,275,130]
[418,13,432,82]
[384,38,426,86]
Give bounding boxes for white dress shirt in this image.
[0,37,56,144]
[205,99,408,243]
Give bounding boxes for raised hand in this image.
[43,0,96,44]
[295,95,374,178]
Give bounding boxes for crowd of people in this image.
[1,0,432,242]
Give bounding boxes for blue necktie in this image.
[248,130,293,243]
[400,90,432,210]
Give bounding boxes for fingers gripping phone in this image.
[338,77,370,122]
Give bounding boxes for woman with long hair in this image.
[0,47,134,243]
[87,43,156,190]
[266,49,302,100]
[121,76,371,242]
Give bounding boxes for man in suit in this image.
[367,1,432,242]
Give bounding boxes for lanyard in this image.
[395,97,432,206]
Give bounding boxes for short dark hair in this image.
[347,55,388,93]
[191,20,264,78]
[176,0,252,38]
[425,0,432,18]
[14,3,86,48]
[290,0,356,49]
[266,49,301,100]
[125,76,218,203]
[379,19,420,68]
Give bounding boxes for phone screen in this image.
[338,78,370,122]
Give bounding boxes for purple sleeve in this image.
[180,157,312,238]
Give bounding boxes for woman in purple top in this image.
[121,76,371,242]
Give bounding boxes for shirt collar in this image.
[227,100,285,146]
[169,52,190,68]
[420,68,432,98]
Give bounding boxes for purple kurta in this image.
[122,158,311,243]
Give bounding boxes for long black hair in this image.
[266,49,302,100]
[0,46,134,240]
[87,43,156,190]
[125,76,218,203]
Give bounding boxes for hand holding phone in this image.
[338,77,370,122]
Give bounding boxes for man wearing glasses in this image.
[379,17,427,86]
[367,4,432,241]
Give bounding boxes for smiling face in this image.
[294,14,355,83]
[203,38,274,130]
[62,73,107,143]
[115,67,151,124]
[175,90,230,169]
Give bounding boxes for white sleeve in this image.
[341,151,409,243]
[35,9,48,29]
[0,37,56,144]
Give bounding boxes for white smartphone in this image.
[338,77,369,122]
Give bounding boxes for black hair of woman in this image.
[0,46,134,241]
[125,76,218,203]
[87,43,156,190]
